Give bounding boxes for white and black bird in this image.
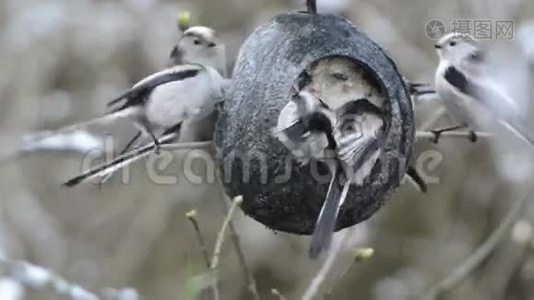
[433,32,534,146]
[63,64,225,187]
[60,26,226,154]
[114,25,227,154]
[62,27,227,187]
[275,89,385,259]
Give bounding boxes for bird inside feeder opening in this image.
[275,55,389,186]
[274,55,391,257]
[298,56,386,111]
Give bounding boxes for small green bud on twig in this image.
[353,247,374,262]
[186,209,197,219]
[177,11,191,32]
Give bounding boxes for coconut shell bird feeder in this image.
[215,12,414,234]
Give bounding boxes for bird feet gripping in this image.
[430,125,468,144]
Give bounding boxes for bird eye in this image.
[449,41,457,47]
[208,42,216,48]
[193,39,202,45]
[332,72,348,81]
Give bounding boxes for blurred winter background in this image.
[1,0,534,299]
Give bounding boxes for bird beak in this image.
[434,44,442,49]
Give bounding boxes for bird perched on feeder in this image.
[274,57,386,258]
[62,26,227,187]
[275,89,384,259]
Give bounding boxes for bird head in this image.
[170,26,227,76]
[434,32,480,62]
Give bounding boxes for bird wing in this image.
[334,100,384,172]
[335,130,381,170]
[443,65,520,117]
[274,101,301,144]
[443,65,534,148]
[106,64,204,113]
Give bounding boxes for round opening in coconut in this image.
[215,13,414,235]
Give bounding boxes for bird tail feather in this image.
[500,120,534,150]
[54,107,138,135]
[309,167,350,259]
[63,132,176,187]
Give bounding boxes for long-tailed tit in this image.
[63,64,225,187]
[434,33,534,146]
[108,63,225,152]
[308,58,427,190]
[311,98,384,259]
[62,26,228,187]
[59,25,226,151]
[276,57,427,258]
[88,26,227,185]
[275,89,385,259]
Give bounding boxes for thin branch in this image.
[206,196,242,300]
[210,196,243,270]
[222,195,261,300]
[160,141,214,151]
[306,0,317,14]
[0,257,138,300]
[416,131,493,141]
[421,189,529,299]
[302,230,350,300]
[207,196,243,300]
[185,210,218,300]
[186,210,211,269]
[323,247,374,296]
[62,139,213,187]
[215,175,260,300]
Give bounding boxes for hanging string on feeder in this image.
[306,0,317,14]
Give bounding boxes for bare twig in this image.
[222,195,261,300]
[62,139,213,187]
[186,210,211,269]
[0,257,138,300]
[210,196,243,270]
[416,131,493,141]
[325,247,375,296]
[160,141,214,151]
[421,190,529,299]
[302,230,350,300]
[306,0,317,14]
[186,210,218,300]
[215,175,260,300]
[207,196,243,300]
[0,131,106,168]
